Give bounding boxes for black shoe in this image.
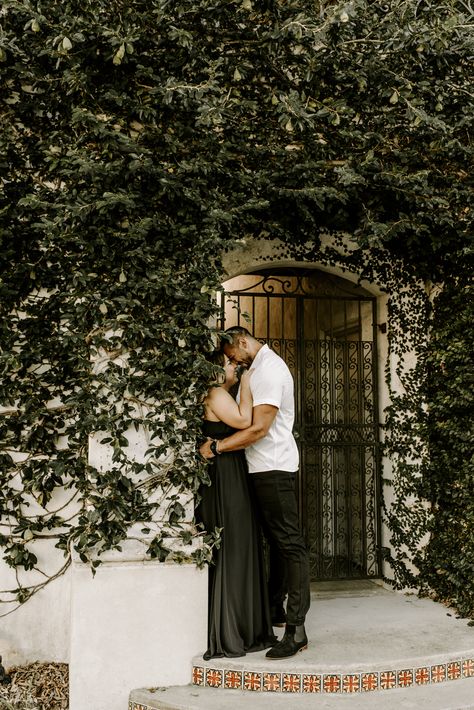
[270,604,286,628]
[265,631,308,659]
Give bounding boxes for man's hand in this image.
[199,438,215,459]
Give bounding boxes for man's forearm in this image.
[218,423,266,453]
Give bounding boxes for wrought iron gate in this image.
[220,269,381,580]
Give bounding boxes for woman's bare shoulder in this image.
[203,387,233,421]
[205,386,233,405]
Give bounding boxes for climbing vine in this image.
[417,277,474,618]
[264,236,435,589]
[0,0,472,615]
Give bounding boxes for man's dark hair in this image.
[222,326,252,345]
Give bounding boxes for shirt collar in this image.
[250,343,269,370]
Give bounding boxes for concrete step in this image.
[130,678,474,709]
[130,581,474,708]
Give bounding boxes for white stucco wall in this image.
[1,536,207,710]
[0,234,428,706]
[0,563,71,667]
[69,546,207,710]
[0,331,209,710]
[0,484,78,667]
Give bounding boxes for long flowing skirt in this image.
[196,422,275,659]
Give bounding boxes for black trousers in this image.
[251,470,311,626]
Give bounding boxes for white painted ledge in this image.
[69,555,207,710]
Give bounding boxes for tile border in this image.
[190,656,474,694]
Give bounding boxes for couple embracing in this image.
[197,326,311,661]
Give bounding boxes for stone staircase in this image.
[129,581,474,709]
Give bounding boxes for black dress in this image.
[196,420,276,660]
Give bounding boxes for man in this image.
[200,326,310,659]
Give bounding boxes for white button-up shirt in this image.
[245,344,299,473]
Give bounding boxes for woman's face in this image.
[223,357,238,386]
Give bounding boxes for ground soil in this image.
[0,662,68,710]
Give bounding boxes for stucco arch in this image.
[221,237,385,297]
[221,237,399,578]
[221,234,391,425]
[219,237,397,583]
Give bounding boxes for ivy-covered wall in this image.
[0,0,472,617]
[419,281,474,619]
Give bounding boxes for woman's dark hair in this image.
[206,349,226,384]
[207,349,225,367]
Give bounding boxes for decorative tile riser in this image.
[189,657,474,694]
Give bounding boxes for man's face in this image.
[223,338,253,367]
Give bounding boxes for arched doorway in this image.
[220,268,381,581]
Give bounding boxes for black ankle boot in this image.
[265,625,308,659]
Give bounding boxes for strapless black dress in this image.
[196,420,275,659]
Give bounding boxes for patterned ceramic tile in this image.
[224,670,243,689]
[193,654,472,694]
[244,671,262,691]
[342,674,360,693]
[282,673,301,692]
[361,672,378,692]
[323,674,341,693]
[431,664,447,683]
[462,659,474,677]
[206,668,223,688]
[398,669,413,687]
[192,666,204,686]
[263,673,281,692]
[302,674,321,693]
[415,667,430,685]
[380,671,396,690]
[447,662,461,680]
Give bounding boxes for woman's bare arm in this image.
[204,370,253,429]
[200,404,277,458]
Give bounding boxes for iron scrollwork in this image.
[223,271,381,581]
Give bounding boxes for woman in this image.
[196,350,275,660]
